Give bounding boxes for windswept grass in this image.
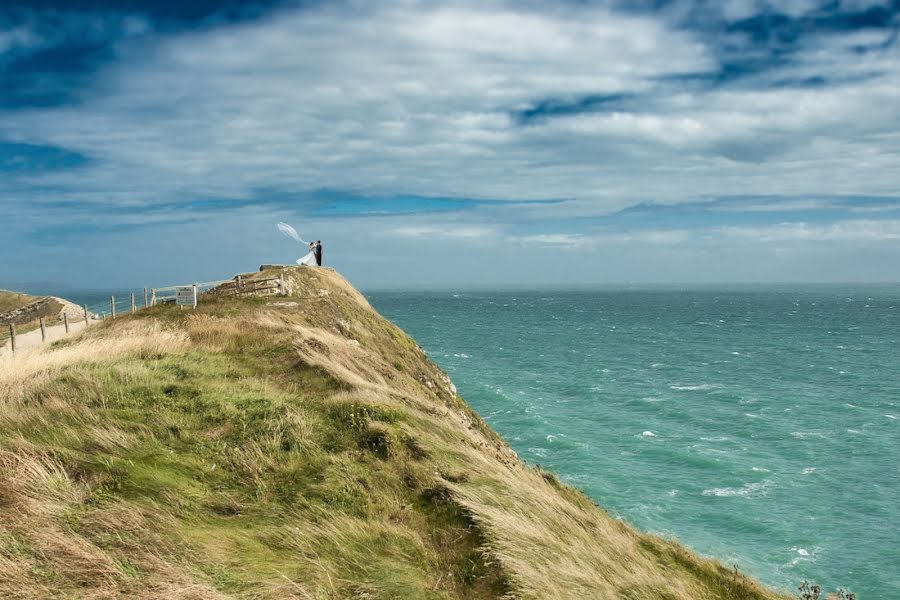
[0,268,792,599]
[0,290,38,315]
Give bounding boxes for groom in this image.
[314,240,323,266]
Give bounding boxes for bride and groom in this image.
[297,240,323,267]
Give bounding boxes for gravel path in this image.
[0,319,96,357]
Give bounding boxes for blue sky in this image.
[2,0,899,290]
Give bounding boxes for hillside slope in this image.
[0,267,790,599]
[0,290,39,315]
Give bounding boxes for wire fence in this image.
[79,279,233,318]
[1,278,239,351]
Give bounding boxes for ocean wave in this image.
[670,384,720,391]
[702,480,772,498]
[639,431,657,438]
[788,546,817,566]
[791,431,827,439]
[801,467,817,475]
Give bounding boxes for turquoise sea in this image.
[367,286,899,599]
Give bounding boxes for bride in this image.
[296,242,317,266]
[278,222,317,266]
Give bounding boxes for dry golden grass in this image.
[0,320,188,402]
[0,289,38,314]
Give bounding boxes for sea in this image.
[33,284,899,597]
[366,286,899,599]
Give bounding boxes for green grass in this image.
[1,306,508,599]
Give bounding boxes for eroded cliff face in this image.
[0,267,788,600]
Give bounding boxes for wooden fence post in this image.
[144,288,148,308]
[8,323,14,353]
[83,305,89,326]
[40,318,47,342]
[64,312,69,333]
[111,296,116,319]
[131,292,136,314]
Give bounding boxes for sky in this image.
[1,0,899,290]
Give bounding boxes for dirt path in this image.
[0,319,95,357]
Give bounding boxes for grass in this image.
[0,267,793,599]
[0,290,39,315]
[0,293,69,342]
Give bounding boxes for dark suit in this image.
[315,243,322,266]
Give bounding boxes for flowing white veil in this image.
[278,222,317,266]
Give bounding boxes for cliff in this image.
[0,267,789,599]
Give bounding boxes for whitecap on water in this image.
[640,431,657,437]
[886,414,898,420]
[751,467,770,472]
[801,467,817,475]
[788,547,816,566]
[641,396,666,403]
[670,384,720,391]
[702,481,771,498]
[791,431,827,439]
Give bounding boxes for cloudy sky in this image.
[2,0,899,290]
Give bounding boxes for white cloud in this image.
[383,224,498,240]
[0,26,40,55]
[0,0,715,209]
[715,220,900,243]
[510,233,590,248]
[5,0,900,213]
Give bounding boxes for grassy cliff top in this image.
[0,290,39,315]
[0,267,790,599]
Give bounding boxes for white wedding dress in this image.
[296,251,317,266]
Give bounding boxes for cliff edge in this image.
[0,267,789,599]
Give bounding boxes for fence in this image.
[147,279,233,305]
[1,274,285,355]
[204,275,283,298]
